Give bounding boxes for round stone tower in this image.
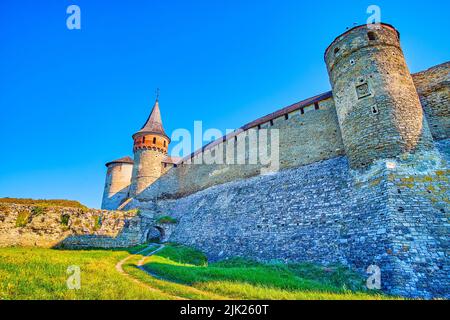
[101,156,134,210]
[324,23,433,169]
[130,98,170,196]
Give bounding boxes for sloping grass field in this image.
[0,244,394,300]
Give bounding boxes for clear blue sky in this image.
[0,0,448,208]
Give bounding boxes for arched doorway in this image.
[146,226,165,243]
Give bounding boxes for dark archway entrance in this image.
[146,226,165,243]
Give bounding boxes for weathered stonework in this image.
[125,140,449,298]
[325,24,434,169]
[119,24,449,298]
[412,62,450,141]
[101,160,133,210]
[0,204,146,248]
[130,148,168,196]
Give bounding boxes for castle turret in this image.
[129,98,170,196]
[324,23,434,169]
[101,156,134,209]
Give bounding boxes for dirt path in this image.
[116,244,230,300]
[115,245,185,300]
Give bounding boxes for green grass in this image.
[0,198,88,209]
[155,216,178,224]
[139,244,394,300]
[0,245,397,300]
[31,206,47,217]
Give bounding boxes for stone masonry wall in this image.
[101,162,133,210]
[124,62,448,203]
[132,97,345,202]
[325,24,434,169]
[130,139,449,298]
[130,148,168,196]
[137,156,352,265]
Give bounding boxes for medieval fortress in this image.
[96,23,450,298]
[1,23,448,298]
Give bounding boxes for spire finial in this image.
[155,88,160,101]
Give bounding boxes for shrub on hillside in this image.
[92,215,102,231]
[60,214,70,227]
[15,210,31,227]
[31,206,46,217]
[156,215,178,224]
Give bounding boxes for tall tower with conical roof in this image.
[129,97,170,196]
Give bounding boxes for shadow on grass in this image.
[53,242,157,254]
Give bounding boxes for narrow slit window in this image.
[153,137,156,144]
[372,105,379,114]
[368,32,377,41]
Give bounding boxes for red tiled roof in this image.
[133,99,168,139]
[105,156,134,167]
[162,156,181,164]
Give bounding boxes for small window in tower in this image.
[368,31,377,41]
[153,137,156,144]
[164,141,166,147]
[142,136,145,143]
[371,105,379,115]
[334,47,340,56]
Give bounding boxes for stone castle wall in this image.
[101,162,133,210]
[133,96,345,202]
[130,148,167,196]
[124,60,448,202]
[412,62,450,141]
[325,24,434,169]
[130,139,449,298]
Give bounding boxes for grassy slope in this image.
[139,244,393,300]
[0,247,171,300]
[0,245,396,300]
[0,198,87,209]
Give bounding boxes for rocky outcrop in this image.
[0,203,147,248]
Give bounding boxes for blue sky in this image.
[0,0,448,208]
